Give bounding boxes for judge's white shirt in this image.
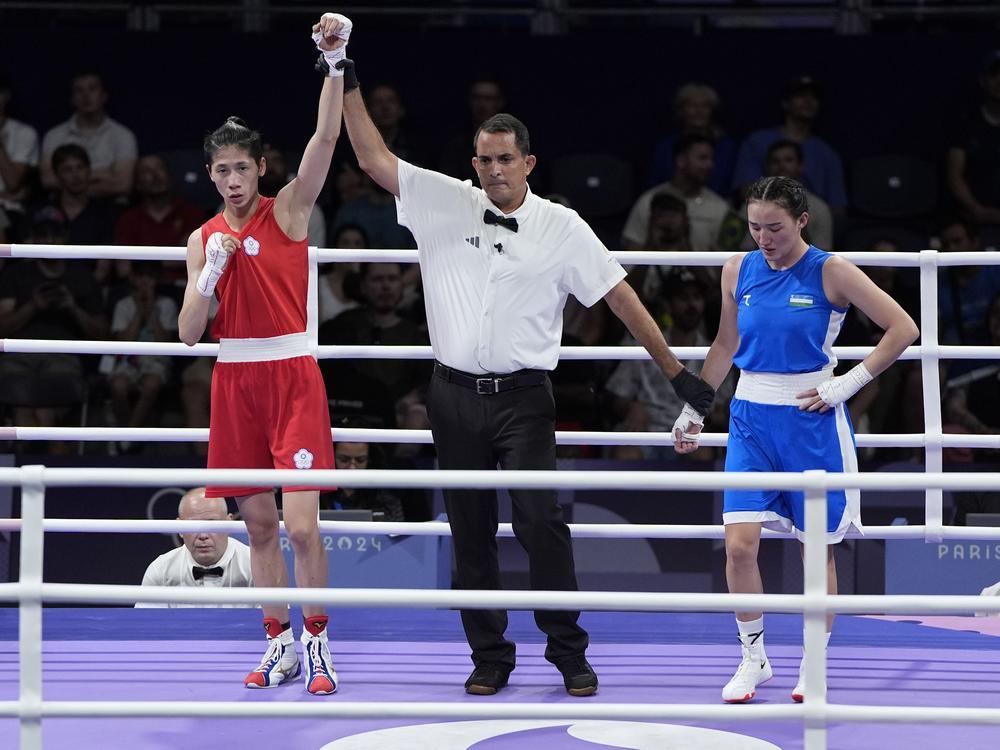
[136,537,253,608]
[396,159,626,374]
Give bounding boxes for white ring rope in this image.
[5,425,1000,449]
[1,518,998,541]
[1,466,998,491]
[15,338,989,360]
[2,579,1000,615]
[5,244,999,268]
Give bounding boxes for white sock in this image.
[737,616,765,654]
[799,631,832,670]
[802,631,832,652]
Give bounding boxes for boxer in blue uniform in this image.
[672,176,918,704]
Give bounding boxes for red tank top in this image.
[201,196,309,340]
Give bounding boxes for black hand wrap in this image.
[670,368,715,417]
[335,58,360,91]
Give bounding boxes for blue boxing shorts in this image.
[723,371,863,543]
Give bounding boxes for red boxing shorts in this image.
[205,355,335,498]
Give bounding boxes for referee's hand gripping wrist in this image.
[669,367,715,417]
[332,59,360,91]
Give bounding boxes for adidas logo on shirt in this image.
[465,236,480,248]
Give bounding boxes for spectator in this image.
[115,154,205,247]
[318,223,365,324]
[136,488,253,607]
[320,438,405,522]
[40,71,138,200]
[318,262,431,427]
[258,143,327,247]
[330,165,414,249]
[605,270,731,460]
[731,75,847,211]
[0,72,39,241]
[738,139,834,252]
[438,76,507,179]
[647,82,737,195]
[622,133,729,251]
[115,153,206,298]
[628,193,718,322]
[102,262,178,446]
[45,143,117,247]
[0,208,108,431]
[944,291,1000,446]
[367,83,423,165]
[946,50,1000,239]
[645,192,692,252]
[937,218,1000,344]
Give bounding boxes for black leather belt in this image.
[433,361,547,395]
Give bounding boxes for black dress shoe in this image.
[464,663,512,695]
[554,655,598,696]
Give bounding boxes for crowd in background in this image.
[1,50,998,507]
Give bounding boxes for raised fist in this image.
[312,12,352,52]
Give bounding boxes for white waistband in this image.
[217,332,311,363]
[735,369,834,406]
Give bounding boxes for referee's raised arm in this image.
[339,59,400,197]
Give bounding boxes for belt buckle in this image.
[475,377,499,395]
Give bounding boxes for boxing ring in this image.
[0,243,999,749]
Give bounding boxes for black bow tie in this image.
[192,566,223,580]
[483,209,518,232]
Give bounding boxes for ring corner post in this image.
[802,468,828,750]
[18,464,47,750]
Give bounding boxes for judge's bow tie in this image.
[483,209,518,232]
[192,566,223,580]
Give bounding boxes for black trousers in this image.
[427,369,589,669]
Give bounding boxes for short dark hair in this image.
[747,176,809,219]
[473,113,530,157]
[358,262,404,281]
[766,139,804,163]
[663,268,707,298]
[672,132,714,160]
[650,192,688,217]
[940,216,979,239]
[71,70,104,88]
[51,143,90,171]
[204,116,263,166]
[333,223,370,247]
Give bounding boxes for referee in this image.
[336,57,714,697]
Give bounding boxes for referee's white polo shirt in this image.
[396,159,626,375]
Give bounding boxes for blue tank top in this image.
[732,246,848,374]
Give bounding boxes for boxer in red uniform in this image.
[178,11,351,695]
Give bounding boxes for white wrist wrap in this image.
[312,13,352,77]
[672,403,706,443]
[816,363,873,407]
[196,232,230,298]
